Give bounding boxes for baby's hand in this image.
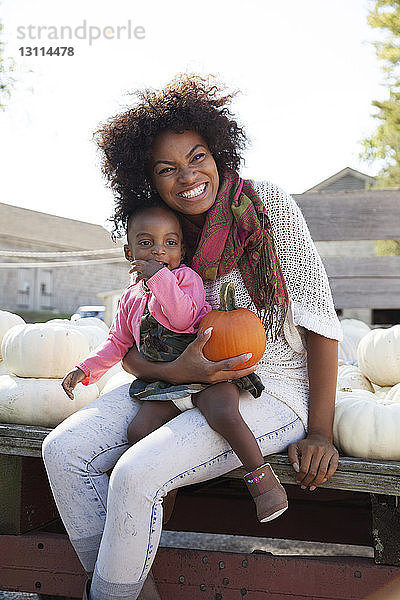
[129,259,165,281]
[62,368,86,400]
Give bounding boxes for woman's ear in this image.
[124,245,133,261]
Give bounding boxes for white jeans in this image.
[42,384,305,599]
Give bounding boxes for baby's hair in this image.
[126,200,184,242]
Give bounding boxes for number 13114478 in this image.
[19,47,75,56]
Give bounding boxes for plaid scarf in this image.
[181,172,289,339]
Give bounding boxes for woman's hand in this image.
[169,327,257,384]
[288,433,339,491]
[122,327,257,384]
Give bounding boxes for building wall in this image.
[314,240,375,326]
[314,240,375,258]
[0,238,129,315]
[318,175,368,193]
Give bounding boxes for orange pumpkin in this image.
[198,282,267,370]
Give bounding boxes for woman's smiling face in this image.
[150,130,219,223]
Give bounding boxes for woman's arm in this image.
[122,328,258,384]
[288,330,339,490]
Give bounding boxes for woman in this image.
[42,74,342,600]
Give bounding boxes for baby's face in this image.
[125,207,184,271]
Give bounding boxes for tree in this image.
[0,20,15,110]
[361,0,400,187]
[361,1,400,256]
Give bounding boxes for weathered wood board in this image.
[1,423,400,495]
[294,190,400,241]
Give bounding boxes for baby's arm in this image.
[62,367,86,400]
[147,267,208,331]
[61,290,135,398]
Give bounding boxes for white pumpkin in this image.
[0,361,10,376]
[46,320,108,353]
[374,386,391,400]
[2,324,90,378]
[46,319,71,326]
[337,364,374,393]
[0,374,98,427]
[97,362,124,392]
[357,325,400,387]
[382,382,400,404]
[71,325,107,353]
[338,319,370,363]
[341,319,371,335]
[334,389,400,459]
[73,317,109,332]
[100,371,135,395]
[0,311,25,359]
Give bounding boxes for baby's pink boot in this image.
[244,463,288,522]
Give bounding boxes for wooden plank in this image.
[19,456,59,533]
[0,423,51,439]
[0,436,45,457]
[294,191,400,241]
[226,456,400,496]
[329,282,400,309]
[259,454,400,477]
[0,455,59,535]
[370,494,400,566]
[167,485,374,548]
[321,256,400,308]
[1,532,399,599]
[323,256,400,278]
[0,454,22,534]
[0,423,51,457]
[1,423,400,495]
[232,466,400,496]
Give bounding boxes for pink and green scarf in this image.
[181,171,289,339]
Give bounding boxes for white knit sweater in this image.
[203,180,343,430]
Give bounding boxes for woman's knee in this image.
[111,428,180,496]
[110,448,157,496]
[42,427,74,472]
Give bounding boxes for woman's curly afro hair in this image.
[94,73,248,238]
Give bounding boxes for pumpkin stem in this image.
[219,282,237,312]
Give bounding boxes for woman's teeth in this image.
[178,183,206,199]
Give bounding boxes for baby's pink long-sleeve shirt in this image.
[77,265,212,385]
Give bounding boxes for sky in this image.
[0,0,388,230]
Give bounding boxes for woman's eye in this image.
[192,152,205,162]
[158,166,174,175]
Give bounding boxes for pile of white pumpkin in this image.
[335,319,400,460]
[2,309,400,461]
[0,310,134,428]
